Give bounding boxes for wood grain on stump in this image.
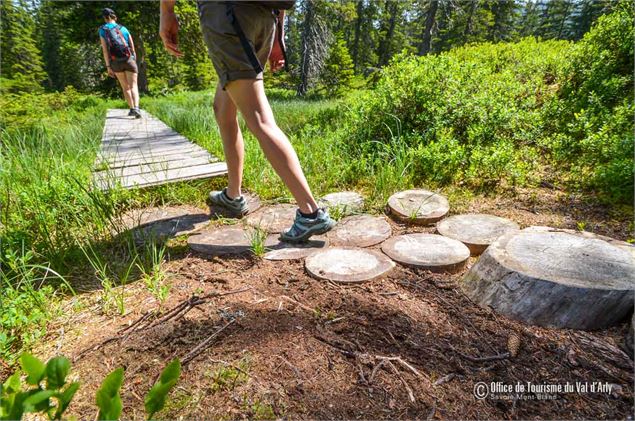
[436,213,520,255]
[381,233,470,273]
[461,226,635,330]
[188,226,276,256]
[209,192,261,219]
[264,235,328,261]
[328,214,392,248]
[387,189,449,225]
[305,247,395,283]
[244,204,296,233]
[117,205,209,242]
[318,191,364,216]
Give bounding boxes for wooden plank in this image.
[96,150,214,169]
[96,162,228,190]
[94,109,226,190]
[94,156,216,179]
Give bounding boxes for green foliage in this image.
[145,359,181,419]
[1,355,181,420]
[139,241,171,306]
[96,368,124,421]
[319,37,355,97]
[0,354,79,421]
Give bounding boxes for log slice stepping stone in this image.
[328,214,392,248]
[318,191,364,216]
[381,233,470,273]
[305,247,395,283]
[436,213,520,255]
[264,235,328,261]
[387,189,449,225]
[208,191,261,219]
[188,226,277,256]
[461,226,635,330]
[244,204,296,233]
[117,205,209,242]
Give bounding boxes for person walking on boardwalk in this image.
[99,8,142,119]
[159,0,335,243]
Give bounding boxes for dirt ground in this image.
[22,187,635,419]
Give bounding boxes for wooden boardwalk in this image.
[93,109,227,190]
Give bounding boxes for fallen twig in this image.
[182,319,236,366]
[388,360,415,403]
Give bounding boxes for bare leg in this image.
[125,71,139,108]
[224,79,318,214]
[213,83,244,199]
[114,72,133,108]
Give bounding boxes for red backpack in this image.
[102,24,131,62]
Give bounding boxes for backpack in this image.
[102,24,131,62]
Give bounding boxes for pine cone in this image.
[507,333,521,358]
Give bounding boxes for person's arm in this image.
[159,0,183,57]
[128,33,137,59]
[100,37,115,77]
[269,10,285,72]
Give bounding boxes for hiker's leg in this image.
[213,83,243,198]
[225,79,318,214]
[114,72,133,108]
[125,71,140,108]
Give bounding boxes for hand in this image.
[159,7,183,57]
[107,68,115,78]
[268,32,285,72]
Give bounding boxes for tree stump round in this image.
[318,191,364,216]
[244,204,296,233]
[461,227,635,330]
[305,247,395,283]
[188,226,276,256]
[264,235,329,261]
[381,233,470,273]
[209,192,261,219]
[436,213,520,255]
[387,189,449,225]
[116,205,209,243]
[328,214,392,248]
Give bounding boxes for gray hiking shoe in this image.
[207,188,248,217]
[132,108,142,119]
[279,208,336,243]
[128,108,136,116]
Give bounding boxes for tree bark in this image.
[463,0,477,38]
[378,0,399,66]
[418,0,438,55]
[136,33,149,94]
[352,0,364,71]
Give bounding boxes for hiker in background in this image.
[159,1,335,243]
[99,8,141,119]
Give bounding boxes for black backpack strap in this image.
[225,2,263,74]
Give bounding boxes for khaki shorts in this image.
[198,1,275,89]
[110,56,138,73]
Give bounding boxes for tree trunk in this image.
[463,0,477,38]
[351,0,364,71]
[378,0,399,66]
[418,0,438,55]
[296,0,331,96]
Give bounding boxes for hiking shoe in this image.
[207,188,248,217]
[128,108,136,116]
[279,208,336,243]
[131,108,142,119]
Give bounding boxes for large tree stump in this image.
[461,227,635,330]
[188,226,276,256]
[318,191,364,217]
[264,235,329,261]
[328,214,392,247]
[436,213,520,255]
[387,189,449,225]
[244,204,296,233]
[305,247,395,283]
[381,233,470,273]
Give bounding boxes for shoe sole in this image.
[279,220,336,244]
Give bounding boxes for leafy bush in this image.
[1,353,180,420]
